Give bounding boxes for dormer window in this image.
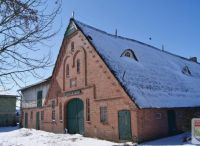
[121,49,138,61]
[125,52,131,57]
[182,66,191,76]
[87,35,93,40]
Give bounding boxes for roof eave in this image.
[18,76,51,92]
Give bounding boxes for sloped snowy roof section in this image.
[75,19,200,108]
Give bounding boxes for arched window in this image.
[66,64,69,76]
[71,42,74,52]
[121,49,138,61]
[77,59,80,73]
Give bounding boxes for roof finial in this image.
[72,11,75,19]
[115,29,118,37]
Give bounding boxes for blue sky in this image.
[19,0,200,88]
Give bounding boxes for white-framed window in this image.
[100,106,108,124]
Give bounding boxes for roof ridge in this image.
[74,19,199,65]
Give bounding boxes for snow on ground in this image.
[0,126,133,146]
[140,133,195,146]
[0,126,199,146]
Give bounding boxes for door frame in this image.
[65,98,84,134]
[36,112,40,130]
[118,110,132,141]
[24,112,28,128]
[167,110,177,135]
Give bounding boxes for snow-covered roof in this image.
[74,19,200,108]
[0,90,18,97]
[18,77,51,91]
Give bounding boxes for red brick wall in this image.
[21,30,138,141]
[21,29,200,142]
[137,109,169,142]
[136,108,200,142]
[22,108,43,129]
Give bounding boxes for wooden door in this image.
[67,98,84,134]
[168,110,176,135]
[118,110,132,140]
[24,113,28,128]
[36,112,40,130]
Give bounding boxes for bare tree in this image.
[0,0,61,90]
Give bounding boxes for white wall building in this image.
[19,77,51,108]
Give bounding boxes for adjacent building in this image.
[0,94,17,127]
[19,18,200,142]
[19,77,51,129]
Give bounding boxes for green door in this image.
[168,110,176,135]
[67,98,84,134]
[118,110,132,140]
[36,112,40,130]
[24,113,28,128]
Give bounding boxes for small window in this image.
[30,111,33,119]
[70,78,77,88]
[86,99,90,121]
[155,113,162,120]
[77,59,80,73]
[121,49,138,61]
[59,102,62,121]
[125,52,131,57]
[182,66,191,75]
[37,91,43,108]
[66,64,69,76]
[52,100,55,109]
[41,111,44,120]
[71,42,74,52]
[100,106,108,124]
[52,110,55,121]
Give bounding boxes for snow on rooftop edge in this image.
[0,90,18,96]
[74,19,200,108]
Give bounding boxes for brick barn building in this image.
[20,18,200,142]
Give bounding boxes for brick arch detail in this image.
[63,56,70,90]
[72,47,87,86]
